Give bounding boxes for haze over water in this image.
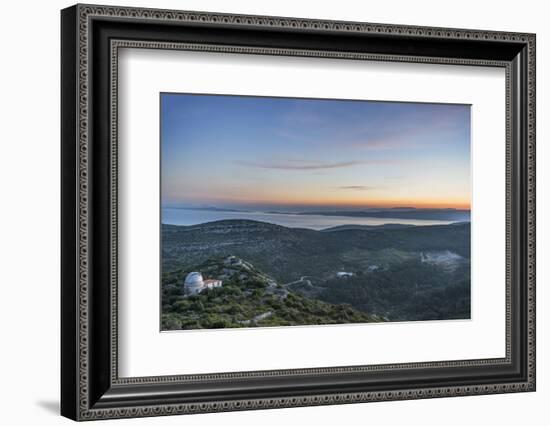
[162,208,459,230]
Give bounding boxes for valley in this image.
[161,219,471,329]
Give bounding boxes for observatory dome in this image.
[184,272,204,295]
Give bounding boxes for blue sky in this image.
[161,93,471,210]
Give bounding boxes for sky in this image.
[161,93,471,211]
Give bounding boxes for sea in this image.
[161,208,458,231]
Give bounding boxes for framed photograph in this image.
[61,4,536,421]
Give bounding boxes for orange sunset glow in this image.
[161,94,471,218]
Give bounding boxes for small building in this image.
[184,272,222,295]
[203,279,223,290]
[336,271,354,278]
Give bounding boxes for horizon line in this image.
[161,204,472,212]
[160,217,471,230]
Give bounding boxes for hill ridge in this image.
[162,219,471,323]
[162,255,383,330]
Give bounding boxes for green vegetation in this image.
[317,260,470,321]
[161,257,382,330]
[162,220,470,283]
[161,220,471,328]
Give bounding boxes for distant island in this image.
[162,206,471,229]
[287,208,470,222]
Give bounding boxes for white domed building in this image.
[184,272,222,296]
[184,272,204,295]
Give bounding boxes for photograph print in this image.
[160,93,471,331]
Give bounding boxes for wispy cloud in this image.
[236,160,368,171]
[338,185,378,191]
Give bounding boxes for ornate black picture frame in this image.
[61,4,536,421]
